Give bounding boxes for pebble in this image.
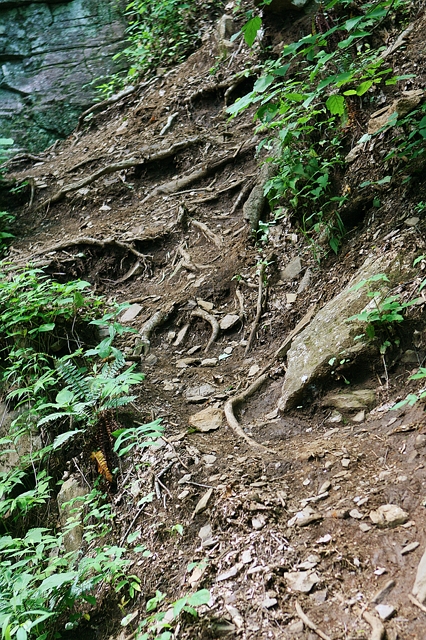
[189,407,223,432]
[349,509,364,520]
[216,565,240,582]
[369,504,409,528]
[200,358,218,367]
[415,434,426,449]
[197,299,214,311]
[401,541,420,555]
[262,596,277,608]
[341,458,351,468]
[319,480,331,494]
[284,571,320,593]
[252,515,266,530]
[375,604,396,621]
[413,547,426,603]
[187,345,202,355]
[178,490,190,500]
[352,410,365,423]
[241,550,252,564]
[288,506,322,527]
[202,454,217,465]
[248,364,260,377]
[359,523,372,532]
[120,303,142,323]
[405,216,420,226]
[220,314,240,330]
[185,383,216,402]
[328,410,343,423]
[288,621,304,634]
[372,580,396,604]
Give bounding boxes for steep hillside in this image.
[2,1,426,638]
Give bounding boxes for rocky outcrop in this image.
[0,0,128,151]
[278,252,415,412]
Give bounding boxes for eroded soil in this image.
[5,3,426,639]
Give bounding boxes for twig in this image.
[120,504,147,545]
[236,287,245,319]
[245,262,267,356]
[362,611,385,640]
[230,177,256,214]
[192,219,222,249]
[71,457,92,490]
[408,593,426,613]
[137,303,176,355]
[160,111,179,136]
[224,373,274,452]
[294,602,332,640]
[191,308,220,352]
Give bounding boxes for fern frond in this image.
[101,395,138,410]
[56,359,91,401]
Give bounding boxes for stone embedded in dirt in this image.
[298,555,320,570]
[241,550,252,564]
[144,354,157,366]
[174,323,190,346]
[197,299,214,311]
[200,358,218,367]
[262,596,277,608]
[287,620,304,635]
[375,604,396,621]
[349,508,364,520]
[278,253,411,412]
[288,506,322,527]
[324,390,376,411]
[252,515,267,530]
[341,458,351,468]
[248,364,260,377]
[328,410,343,423]
[352,410,366,423]
[120,303,142,323]
[185,383,216,402]
[216,564,240,582]
[372,580,396,604]
[202,454,217,465]
[286,293,297,304]
[369,504,409,528]
[368,89,425,134]
[401,349,419,363]
[413,548,426,603]
[401,541,420,555]
[189,407,223,432]
[415,434,426,449]
[297,268,311,293]
[220,314,240,331]
[193,487,214,517]
[405,217,420,227]
[280,256,302,280]
[284,570,320,593]
[224,604,244,629]
[176,357,200,368]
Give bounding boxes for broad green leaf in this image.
[187,589,211,606]
[325,94,345,115]
[253,74,275,93]
[53,430,83,449]
[241,16,261,47]
[37,571,76,593]
[56,388,74,405]
[356,80,373,96]
[273,64,290,77]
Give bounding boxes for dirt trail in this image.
[5,5,426,639]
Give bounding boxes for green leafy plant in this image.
[112,418,163,456]
[131,589,211,640]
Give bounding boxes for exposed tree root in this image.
[362,611,385,640]
[23,236,151,265]
[40,137,200,208]
[224,373,274,453]
[245,261,267,356]
[191,219,222,249]
[191,308,220,352]
[294,602,332,640]
[230,176,256,214]
[141,143,255,204]
[136,303,177,356]
[408,593,426,613]
[76,85,138,132]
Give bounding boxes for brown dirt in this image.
[5,4,426,639]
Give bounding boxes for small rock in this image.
[163,381,175,391]
[405,217,420,227]
[369,504,409,528]
[197,299,214,311]
[120,303,142,323]
[185,383,216,402]
[401,541,420,555]
[252,515,267,530]
[198,523,212,542]
[415,434,426,449]
[189,407,223,432]
[178,474,191,485]
[262,596,277,608]
[144,354,157,366]
[187,345,202,355]
[324,389,375,411]
[401,349,419,363]
[176,357,200,368]
[217,565,240,582]
[413,548,426,603]
[200,358,218,367]
[202,454,217,465]
[328,410,343,423]
[350,509,364,520]
[284,571,320,593]
[220,314,240,331]
[241,550,252,564]
[224,346,233,354]
[224,604,243,629]
[248,364,260,377]
[352,410,365,423]
[174,324,190,346]
[178,489,189,500]
[372,580,396,604]
[359,523,372,533]
[193,487,214,517]
[319,481,331,494]
[375,604,396,621]
[310,589,327,604]
[286,293,297,304]
[287,620,304,634]
[288,506,322,527]
[281,256,302,280]
[341,458,351,468]
[297,268,311,293]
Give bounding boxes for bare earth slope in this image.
[5,5,426,639]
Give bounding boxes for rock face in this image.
[0,0,128,151]
[278,253,414,412]
[57,477,88,552]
